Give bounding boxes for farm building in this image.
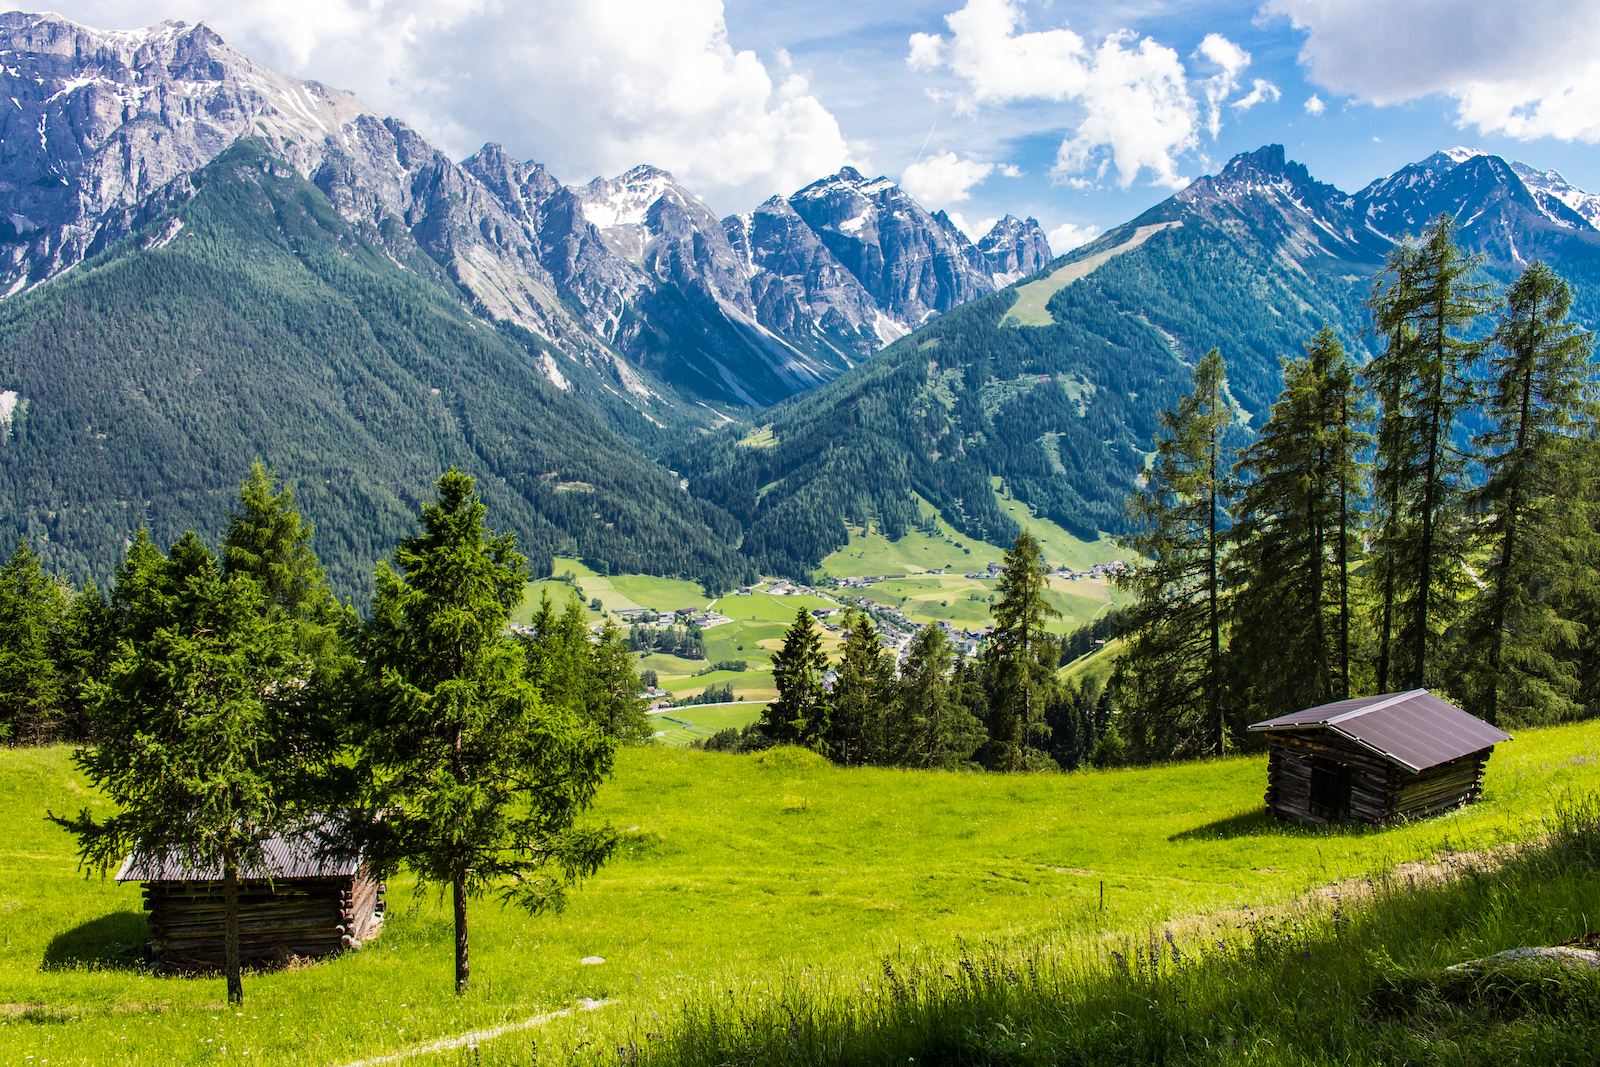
[116,827,384,967]
[1248,689,1512,825]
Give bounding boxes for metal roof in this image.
[1247,689,1512,773]
[116,821,362,883]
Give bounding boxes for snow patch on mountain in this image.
[1512,162,1600,231]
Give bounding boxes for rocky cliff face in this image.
[0,11,1054,410]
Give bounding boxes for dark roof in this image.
[1247,689,1512,773]
[116,822,361,883]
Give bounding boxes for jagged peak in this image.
[1216,144,1313,188]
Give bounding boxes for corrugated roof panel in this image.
[1248,689,1512,772]
[116,821,361,883]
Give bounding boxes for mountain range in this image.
[3,10,1599,593]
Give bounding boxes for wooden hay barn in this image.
[116,828,384,968]
[1248,689,1512,825]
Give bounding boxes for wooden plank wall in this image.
[141,873,384,967]
[1263,732,1491,825]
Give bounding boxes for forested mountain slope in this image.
[676,145,1600,580]
[0,140,750,598]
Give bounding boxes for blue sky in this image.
[49,0,1600,250]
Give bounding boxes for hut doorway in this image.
[1308,755,1352,822]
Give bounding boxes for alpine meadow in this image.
[3,6,1600,1067]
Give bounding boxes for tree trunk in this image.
[224,850,243,1005]
[454,866,470,994]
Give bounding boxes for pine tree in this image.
[348,469,616,994]
[1367,216,1490,690]
[590,619,651,741]
[51,531,311,1005]
[763,607,831,751]
[1228,328,1369,720]
[1113,349,1235,758]
[984,530,1060,770]
[1464,262,1598,725]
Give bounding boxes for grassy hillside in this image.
[2,721,1597,1063]
[0,141,750,601]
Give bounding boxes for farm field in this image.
[3,721,1598,1064]
[648,702,767,746]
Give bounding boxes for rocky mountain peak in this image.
[978,215,1053,285]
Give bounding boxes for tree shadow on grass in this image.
[42,910,150,971]
[1169,808,1387,842]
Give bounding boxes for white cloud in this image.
[1264,0,1600,142]
[1047,221,1099,251]
[900,151,995,208]
[1303,93,1326,116]
[1232,78,1282,112]
[946,212,998,240]
[907,3,1267,189]
[48,0,854,211]
[1196,32,1251,139]
[998,163,1023,177]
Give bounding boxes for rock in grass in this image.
[580,956,605,965]
[1446,946,1600,972]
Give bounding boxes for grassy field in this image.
[3,720,1598,1064]
[648,703,767,746]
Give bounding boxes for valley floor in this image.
[2,720,1597,1064]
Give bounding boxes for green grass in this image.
[649,703,767,746]
[511,560,711,627]
[4,722,1597,1064]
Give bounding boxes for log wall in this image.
[140,874,384,967]
[1263,730,1492,825]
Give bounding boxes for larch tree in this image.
[827,610,894,765]
[898,623,984,768]
[1113,349,1236,758]
[348,469,617,994]
[1228,327,1369,720]
[1464,261,1597,725]
[984,529,1060,770]
[1367,215,1490,691]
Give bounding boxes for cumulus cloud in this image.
[1304,93,1326,116]
[49,0,854,211]
[1047,221,1100,251]
[1264,0,1600,142]
[946,212,998,240]
[1232,78,1282,112]
[900,151,995,208]
[908,2,1267,189]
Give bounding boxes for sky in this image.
[39,0,1600,251]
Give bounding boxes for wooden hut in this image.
[116,827,384,967]
[1248,689,1512,825]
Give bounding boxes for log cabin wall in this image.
[1264,731,1491,825]
[141,873,384,967]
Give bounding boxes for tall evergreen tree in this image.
[1464,262,1598,725]
[0,539,68,742]
[1229,328,1369,720]
[348,469,616,994]
[984,530,1060,770]
[827,611,894,765]
[1367,216,1490,690]
[762,607,832,751]
[1114,349,1236,758]
[897,623,984,768]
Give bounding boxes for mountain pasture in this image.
[2,722,1596,1065]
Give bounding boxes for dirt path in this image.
[338,997,610,1067]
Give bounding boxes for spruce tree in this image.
[1366,216,1490,690]
[348,469,616,994]
[828,611,894,765]
[1464,262,1597,725]
[984,530,1060,770]
[52,531,311,1005]
[763,607,831,751]
[1113,349,1235,758]
[897,623,983,768]
[0,539,68,742]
